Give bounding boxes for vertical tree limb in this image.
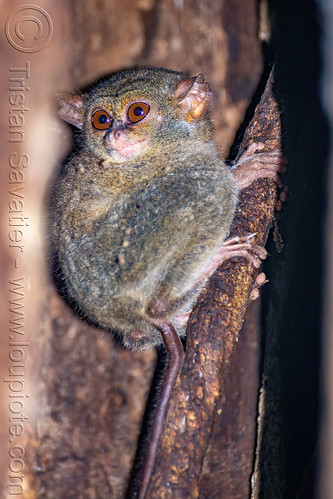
[146,71,281,498]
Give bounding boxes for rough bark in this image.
[146,72,280,498]
[200,298,261,498]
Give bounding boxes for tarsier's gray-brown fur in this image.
[50,67,238,350]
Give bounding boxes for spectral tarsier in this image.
[51,67,281,497]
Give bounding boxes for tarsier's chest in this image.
[58,180,166,281]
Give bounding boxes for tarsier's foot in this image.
[217,233,267,268]
[195,233,267,288]
[232,141,285,190]
[172,235,267,328]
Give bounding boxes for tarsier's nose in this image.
[112,119,127,133]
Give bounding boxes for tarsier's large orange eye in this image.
[91,109,112,130]
[127,102,150,123]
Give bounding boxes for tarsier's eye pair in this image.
[91,102,150,130]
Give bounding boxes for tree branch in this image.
[146,70,281,498]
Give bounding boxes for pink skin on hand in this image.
[232,142,285,189]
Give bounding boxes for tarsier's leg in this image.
[137,320,184,499]
[174,235,268,329]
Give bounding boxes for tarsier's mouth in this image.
[110,139,146,157]
[112,139,145,151]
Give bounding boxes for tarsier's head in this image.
[58,67,212,163]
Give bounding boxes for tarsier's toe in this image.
[243,141,265,156]
[249,271,268,302]
[276,186,288,211]
[256,271,267,286]
[238,249,262,268]
[253,244,267,260]
[249,288,260,301]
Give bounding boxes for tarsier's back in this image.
[50,67,238,350]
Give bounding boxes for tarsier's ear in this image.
[57,92,86,130]
[174,73,212,122]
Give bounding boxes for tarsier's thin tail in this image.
[137,320,184,499]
